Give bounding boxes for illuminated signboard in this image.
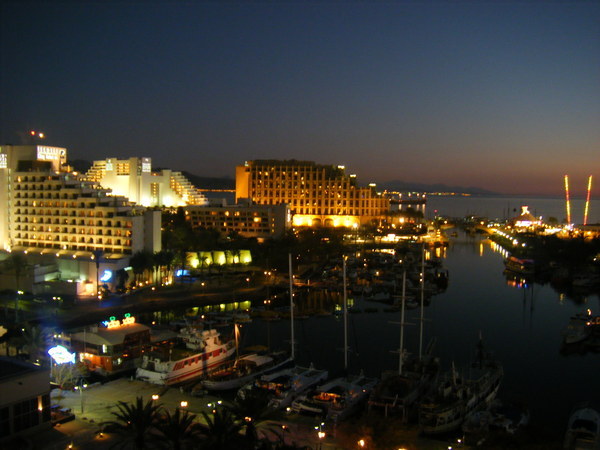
[48,345,76,364]
[37,146,66,161]
[141,158,151,173]
[100,269,113,282]
[102,313,135,329]
[0,153,7,169]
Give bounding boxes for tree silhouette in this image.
[102,397,162,449]
[156,408,202,450]
[198,408,244,450]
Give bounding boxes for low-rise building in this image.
[185,201,289,239]
[0,357,52,444]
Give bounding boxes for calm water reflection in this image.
[238,231,599,433]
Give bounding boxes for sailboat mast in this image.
[343,255,348,370]
[419,243,425,360]
[289,253,295,360]
[399,269,406,375]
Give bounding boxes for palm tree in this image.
[224,389,274,446]
[20,323,50,364]
[6,253,28,322]
[7,253,27,291]
[156,408,202,450]
[154,250,174,285]
[102,396,162,449]
[129,250,153,286]
[198,408,244,450]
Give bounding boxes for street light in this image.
[74,382,87,414]
[315,422,326,450]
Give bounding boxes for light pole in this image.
[92,250,103,300]
[74,381,87,414]
[315,422,326,450]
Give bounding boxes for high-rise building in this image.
[235,160,389,227]
[0,145,161,295]
[85,157,208,207]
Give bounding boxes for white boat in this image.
[201,351,292,391]
[564,402,600,449]
[136,328,235,385]
[419,339,503,435]
[291,373,378,422]
[238,364,329,410]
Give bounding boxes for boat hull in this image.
[136,342,236,385]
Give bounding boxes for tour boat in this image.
[200,351,292,391]
[290,373,378,422]
[136,328,235,385]
[419,339,503,435]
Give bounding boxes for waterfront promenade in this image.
[23,378,451,450]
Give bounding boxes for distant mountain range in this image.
[68,160,495,194]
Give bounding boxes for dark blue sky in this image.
[2,2,599,195]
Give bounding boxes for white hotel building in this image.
[84,157,208,207]
[0,145,161,295]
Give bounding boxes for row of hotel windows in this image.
[13,217,132,228]
[251,198,386,208]
[252,197,383,206]
[14,227,130,236]
[251,202,384,216]
[195,211,265,217]
[13,242,132,253]
[251,190,375,200]
[13,207,129,218]
[14,234,131,246]
[14,182,101,191]
[189,221,271,230]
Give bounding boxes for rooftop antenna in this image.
[583,175,593,226]
[564,175,571,225]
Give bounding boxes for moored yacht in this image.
[200,351,292,391]
[419,338,503,435]
[291,372,378,422]
[563,309,598,345]
[136,328,235,385]
[564,402,600,449]
[237,364,329,410]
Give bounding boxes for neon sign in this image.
[100,270,113,282]
[48,345,76,364]
[102,313,135,329]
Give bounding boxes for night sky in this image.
[2,2,599,196]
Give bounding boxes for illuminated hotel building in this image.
[85,157,208,207]
[235,160,389,227]
[0,145,161,295]
[185,202,289,239]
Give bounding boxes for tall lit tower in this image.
[583,175,593,226]
[564,175,571,224]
